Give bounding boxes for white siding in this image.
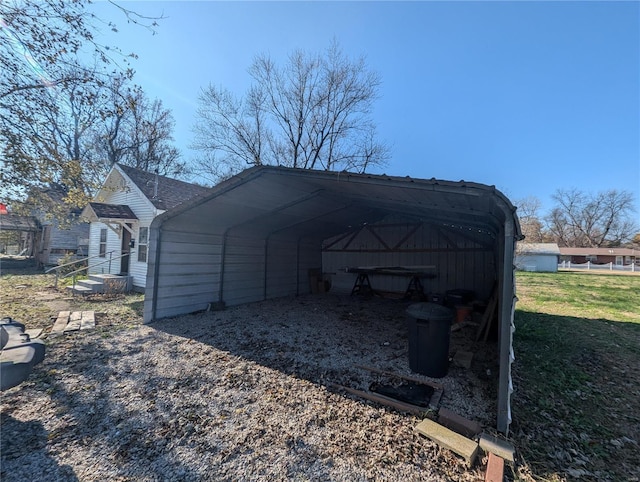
[87,169,160,288]
[87,223,122,275]
[514,254,558,272]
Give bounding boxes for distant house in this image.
[559,247,638,267]
[2,186,91,268]
[0,212,40,257]
[80,164,210,291]
[37,219,89,268]
[28,185,89,267]
[515,243,560,272]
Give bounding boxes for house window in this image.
[138,227,149,263]
[99,228,107,257]
[586,255,597,263]
[615,256,623,266]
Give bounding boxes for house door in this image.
[120,224,132,274]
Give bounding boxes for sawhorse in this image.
[351,273,376,296]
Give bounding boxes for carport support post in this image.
[497,220,517,435]
[296,239,301,296]
[218,231,229,304]
[147,226,163,323]
[263,238,268,300]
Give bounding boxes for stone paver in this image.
[80,311,95,330]
[50,311,95,336]
[479,433,515,463]
[50,311,71,336]
[415,418,479,466]
[65,311,82,332]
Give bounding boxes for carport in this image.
[143,166,522,433]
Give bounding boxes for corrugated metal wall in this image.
[146,217,323,320]
[147,217,497,320]
[147,228,222,319]
[323,218,496,301]
[223,236,266,306]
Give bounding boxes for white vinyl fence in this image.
[559,260,638,272]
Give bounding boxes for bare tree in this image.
[0,0,158,125]
[101,86,188,177]
[192,41,389,182]
[2,65,114,208]
[0,0,163,209]
[515,196,546,243]
[192,85,267,176]
[545,188,638,247]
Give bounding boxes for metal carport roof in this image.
[145,166,523,433]
[153,167,516,238]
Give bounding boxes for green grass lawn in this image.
[512,272,640,481]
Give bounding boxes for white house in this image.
[515,242,560,272]
[80,164,209,291]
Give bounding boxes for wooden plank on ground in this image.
[438,407,482,439]
[415,418,479,466]
[356,364,444,409]
[50,311,70,335]
[80,311,96,330]
[355,364,445,390]
[328,383,428,415]
[65,311,82,332]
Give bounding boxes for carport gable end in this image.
[142,166,522,434]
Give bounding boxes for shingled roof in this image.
[85,202,138,220]
[117,164,210,211]
[0,214,40,232]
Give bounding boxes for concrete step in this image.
[88,274,132,293]
[89,274,114,283]
[66,274,132,294]
[76,279,105,293]
[66,285,93,296]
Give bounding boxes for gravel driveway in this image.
[1,293,497,481]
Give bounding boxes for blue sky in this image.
[92,1,640,217]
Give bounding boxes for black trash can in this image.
[406,303,453,378]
